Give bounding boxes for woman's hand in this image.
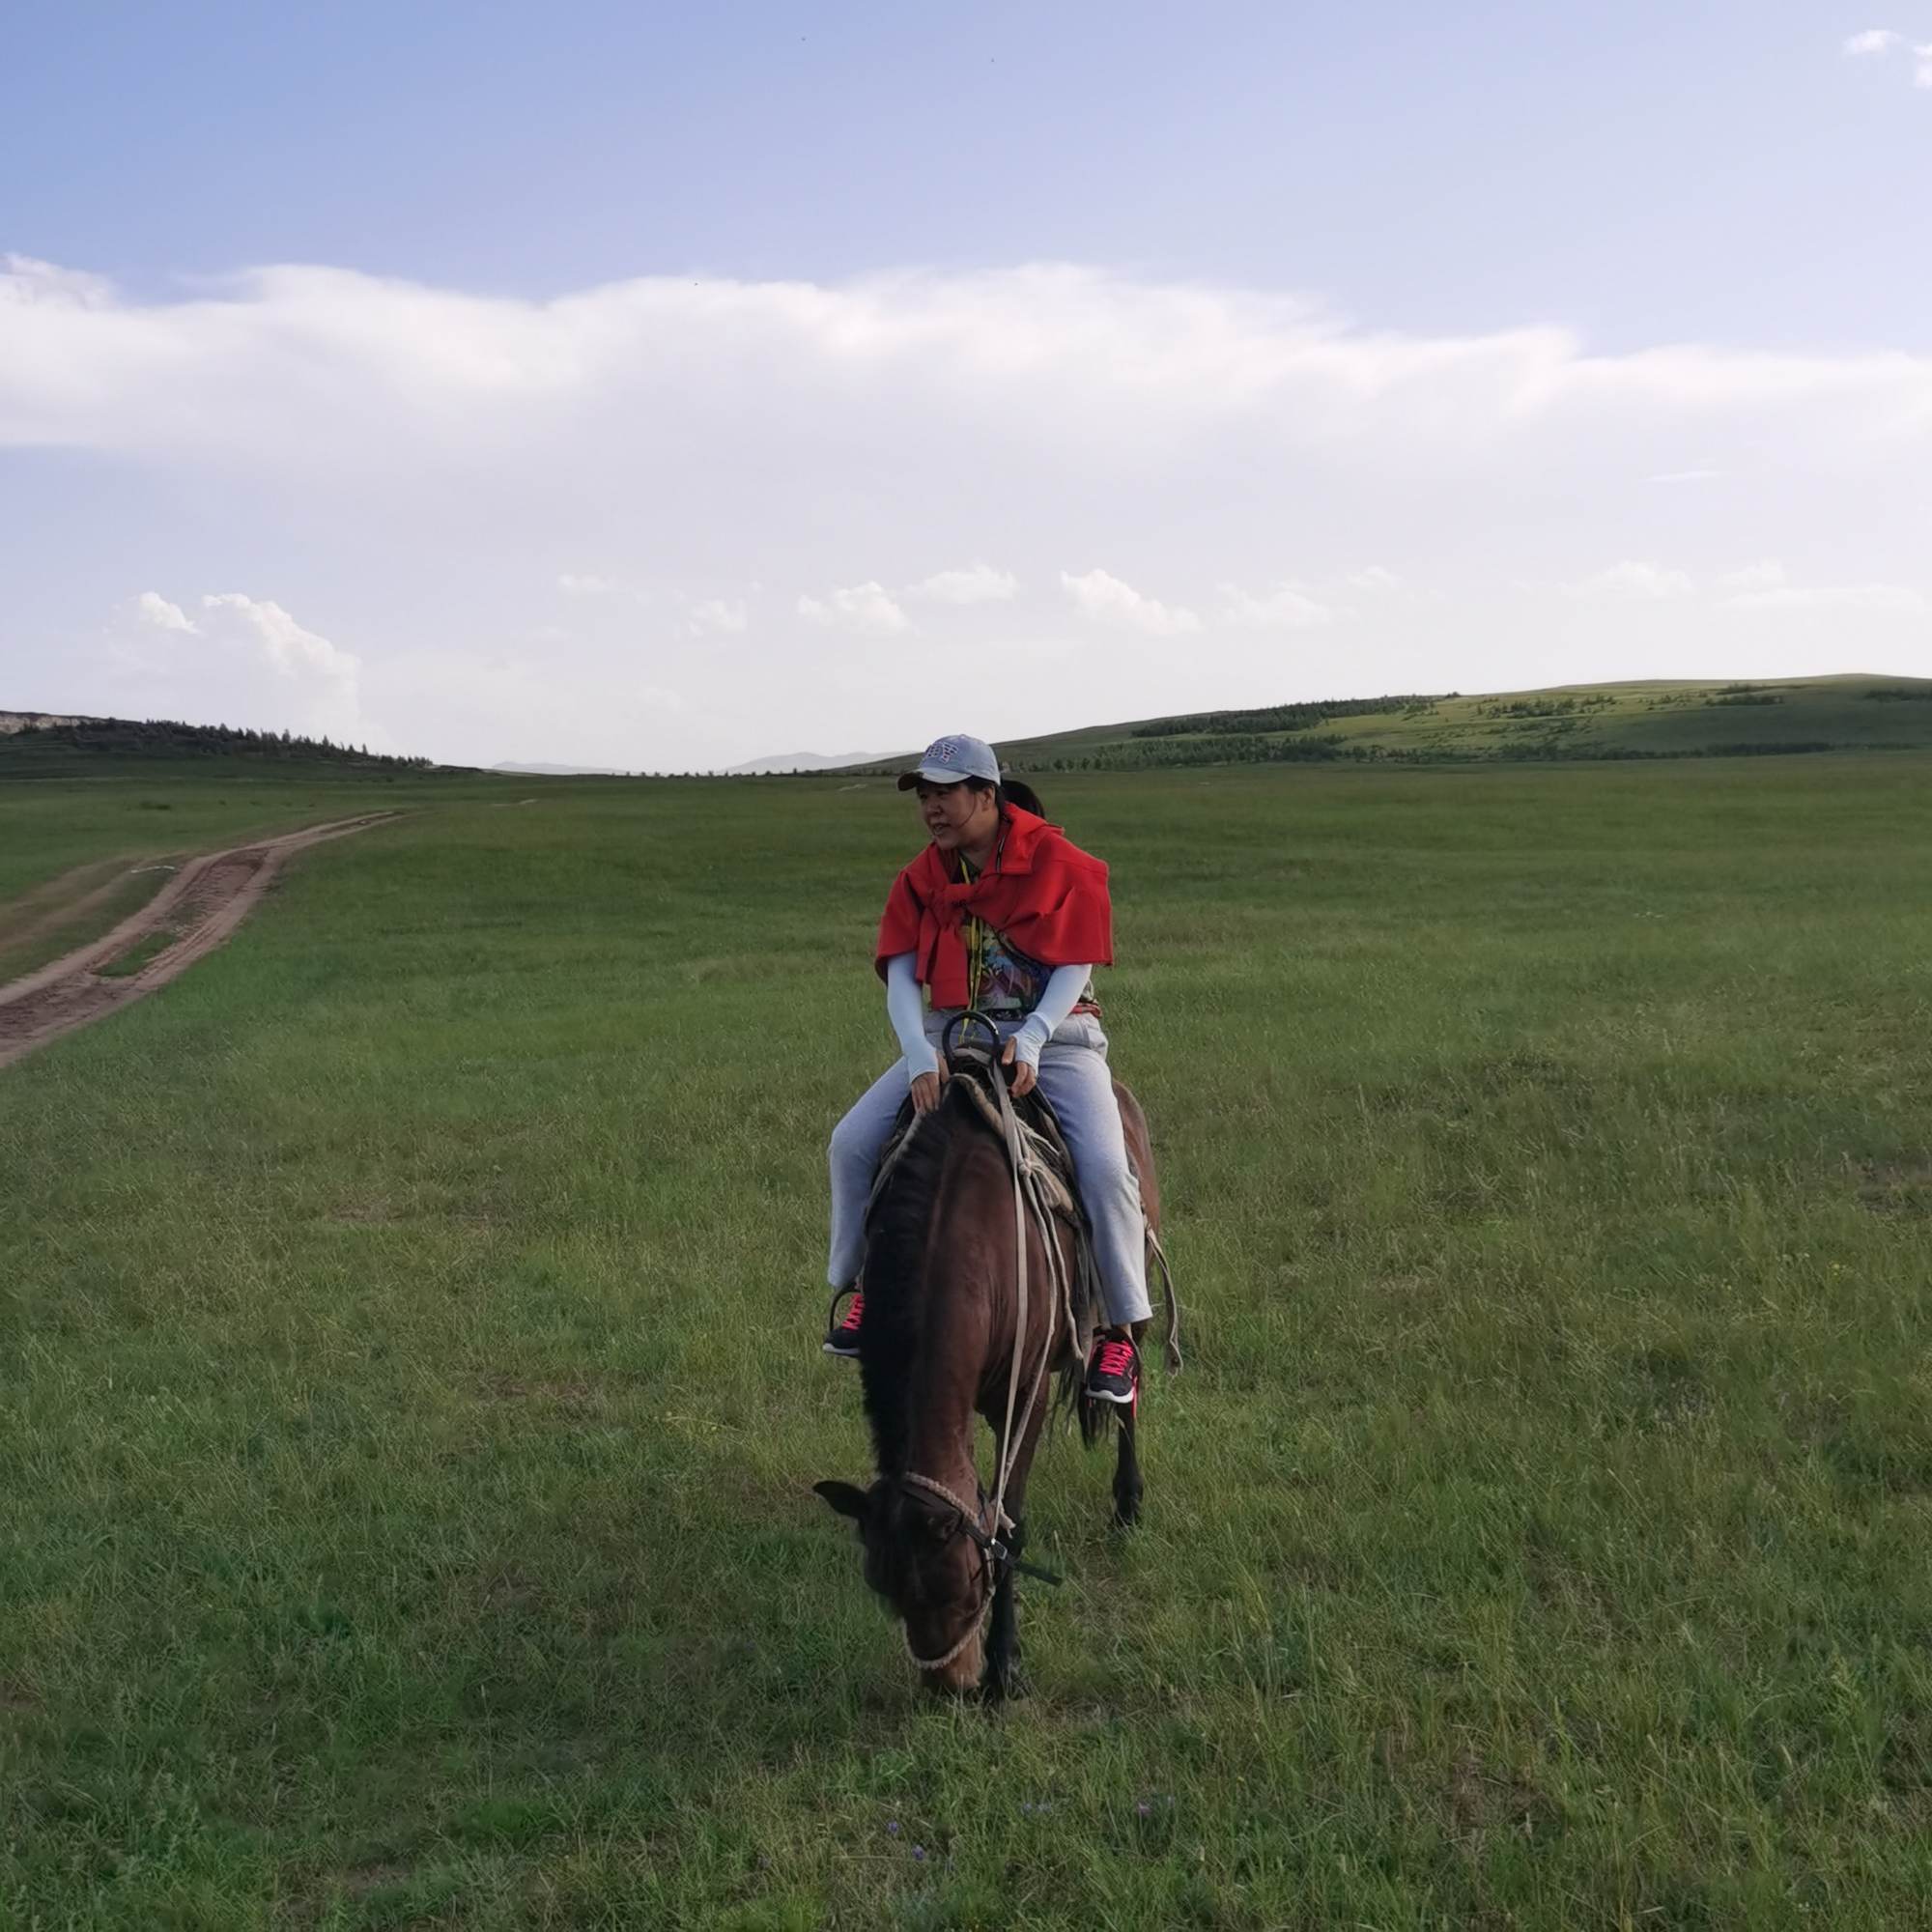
[910,1054,950,1114]
[1000,1037,1038,1099]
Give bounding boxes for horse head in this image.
[814,1476,990,1695]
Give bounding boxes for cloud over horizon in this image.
[136,591,197,634]
[908,563,1019,605]
[797,582,910,635]
[5,255,1929,767]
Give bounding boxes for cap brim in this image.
[896,764,970,789]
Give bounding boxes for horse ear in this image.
[813,1480,870,1522]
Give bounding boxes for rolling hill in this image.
[842,673,1932,775]
[0,714,455,780]
[11,673,1932,789]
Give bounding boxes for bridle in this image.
[895,1470,1061,1671]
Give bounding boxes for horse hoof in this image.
[981,1670,1028,1705]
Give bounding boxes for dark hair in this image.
[967,775,1046,819]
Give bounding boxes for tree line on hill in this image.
[1128,694,1449,737]
[5,716,438,770]
[1027,735,1866,773]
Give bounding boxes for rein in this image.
[943,1017,1068,1547]
[898,1023,1070,1672]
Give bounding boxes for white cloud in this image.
[1561,558,1924,615]
[1061,568,1201,634]
[8,254,1932,765]
[1841,27,1932,84]
[1346,565,1403,591]
[797,582,909,634]
[94,591,366,746]
[1715,560,1787,594]
[1723,580,1926,613]
[1218,582,1340,628]
[1570,561,1696,601]
[1,253,115,310]
[687,597,747,635]
[907,562,1018,605]
[135,590,197,633]
[8,258,1929,472]
[202,593,360,685]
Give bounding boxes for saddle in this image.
[864,1035,1181,1375]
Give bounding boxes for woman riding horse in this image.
[823,731,1150,1406]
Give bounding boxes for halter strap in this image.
[895,1473,1000,1670]
[901,1470,1006,1539]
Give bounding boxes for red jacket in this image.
[874,807,1113,1007]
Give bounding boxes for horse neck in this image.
[893,1138,1009,1492]
[896,1251,991,1492]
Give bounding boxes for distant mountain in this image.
[490,761,627,777]
[724,750,886,775]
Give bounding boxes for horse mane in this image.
[857,1077,993,1476]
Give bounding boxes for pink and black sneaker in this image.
[823,1291,865,1357]
[1085,1334,1140,1406]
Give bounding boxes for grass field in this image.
[6,754,1932,1927]
[0,758,503,982]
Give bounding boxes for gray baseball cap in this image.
[895,732,1002,790]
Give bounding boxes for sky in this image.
[2,2,1928,770]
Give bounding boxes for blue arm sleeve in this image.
[885,952,939,1084]
[1010,963,1093,1066]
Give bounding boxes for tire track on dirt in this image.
[0,813,400,1071]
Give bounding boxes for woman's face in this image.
[917,781,998,851]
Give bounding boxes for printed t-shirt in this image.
[954,856,1098,1018]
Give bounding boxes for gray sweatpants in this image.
[826,1010,1151,1328]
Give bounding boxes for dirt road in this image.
[0,813,398,1071]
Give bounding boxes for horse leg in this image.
[1112,1401,1143,1530]
[983,1519,1025,1704]
[982,1408,1047,1704]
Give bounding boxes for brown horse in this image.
[815,1056,1163,1698]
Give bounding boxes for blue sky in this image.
[3,3,1928,765]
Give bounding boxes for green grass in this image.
[5,757,1932,1926]
[0,748,507,906]
[0,864,177,985]
[0,752,514,959]
[95,928,181,979]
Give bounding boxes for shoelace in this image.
[1093,1339,1136,1378]
[838,1293,866,1330]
